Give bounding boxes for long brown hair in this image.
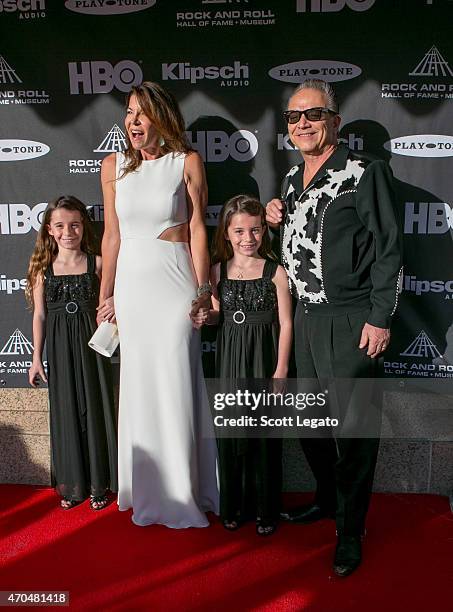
[25,195,97,307]
[120,81,193,178]
[211,194,275,264]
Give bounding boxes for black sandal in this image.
[222,519,240,531]
[256,518,277,536]
[60,497,80,510]
[90,494,108,511]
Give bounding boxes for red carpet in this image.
[1,486,452,611]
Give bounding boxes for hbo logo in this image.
[186,130,258,163]
[0,203,47,235]
[68,60,143,95]
[297,0,376,11]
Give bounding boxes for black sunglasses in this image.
[283,107,337,124]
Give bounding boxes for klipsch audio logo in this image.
[0,140,50,161]
[68,60,142,94]
[384,135,453,157]
[162,61,249,87]
[176,3,275,27]
[382,45,453,100]
[0,55,50,105]
[65,0,156,15]
[0,274,26,294]
[0,202,47,234]
[296,0,376,12]
[186,130,258,162]
[402,275,453,300]
[268,60,361,83]
[278,132,363,152]
[0,0,46,19]
[68,125,127,176]
[404,202,452,235]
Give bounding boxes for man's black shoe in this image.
[280,503,335,524]
[333,535,362,577]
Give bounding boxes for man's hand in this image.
[359,322,390,358]
[266,198,285,227]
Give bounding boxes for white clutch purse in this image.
[88,321,119,357]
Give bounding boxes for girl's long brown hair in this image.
[25,195,97,307]
[120,81,193,178]
[211,194,275,264]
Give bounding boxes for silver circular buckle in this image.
[65,301,78,314]
[232,310,246,325]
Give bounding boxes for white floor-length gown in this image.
[114,151,219,527]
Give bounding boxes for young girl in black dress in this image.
[207,195,292,535]
[27,196,118,510]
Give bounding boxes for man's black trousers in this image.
[294,301,381,536]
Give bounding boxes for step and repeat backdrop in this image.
[0,0,452,386]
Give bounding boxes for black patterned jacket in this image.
[281,144,403,329]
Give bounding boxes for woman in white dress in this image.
[97,81,219,527]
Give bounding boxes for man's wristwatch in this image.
[197,282,212,297]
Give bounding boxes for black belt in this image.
[297,299,371,317]
[47,300,96,315]
[222,309,276,325]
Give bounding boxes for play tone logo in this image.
[205,205,222,226]
[0,55,50,105]
[0,140,50,161]
[296,0,376,11]
[268,60,361,83]
[382,45,453,101]
[176,4,275,27]
[384,135,453,158]
[0,0,46,19]
[65,0,156,15]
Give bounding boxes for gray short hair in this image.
[291,79,339,113]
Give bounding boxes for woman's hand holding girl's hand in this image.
[189,293,212,329]
[190,306,209,329]
[28,359,47,387]
[97,296,116,325]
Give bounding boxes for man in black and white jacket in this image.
[266,79,402,577]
